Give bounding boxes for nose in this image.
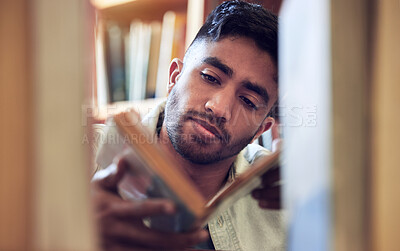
[204,91,233,122]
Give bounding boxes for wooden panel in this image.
[31,0,97,250]
[0,0,32,249]
[331,0,371,250]
[371,0,400,250]
[92,0,188,23]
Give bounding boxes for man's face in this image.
[164,37,278,164]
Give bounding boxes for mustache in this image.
[183,110,231,143]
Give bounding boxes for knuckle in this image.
[96,202,119,221]
[98,216,117,240]
[185,233,202,245]
[135,200,160,214]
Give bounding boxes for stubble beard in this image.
[164,90,257,165]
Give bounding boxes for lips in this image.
[190,118,223,140]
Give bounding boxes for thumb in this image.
[92,158,128,191]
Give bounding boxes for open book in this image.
[96,110,280,232]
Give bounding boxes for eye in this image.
[200,72,220,85]
[240,96,257,110]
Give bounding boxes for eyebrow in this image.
[243,81,270,105]
[202,57,233,77]
[202,56,270,105]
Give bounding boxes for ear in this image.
[167,58,183,95]
[251,117,275,143]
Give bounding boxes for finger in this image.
[92,158,128,192]
[102,240,152,251]
[105,220,209,249]
[261,167,280,186]
[258,200,281,210]
[97,198,208,249]
[112,199,177,218]
[130,228,209,249]
[252,186,280,200]
[92,185,128,213]
[258,199,282,210]
[102,236,165,251]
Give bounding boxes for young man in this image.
[92,1,284,250]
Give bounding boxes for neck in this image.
[158,126,235,200]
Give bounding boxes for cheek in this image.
[229,110,268,137]
[178,76,207,104]
[169,84,200,114]
[227,119,257,139]
[230,106,264,127]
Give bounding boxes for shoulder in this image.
[93,99,166,172]
[141,99,166,129]
[234,143,271,175]
[243,143,272,163]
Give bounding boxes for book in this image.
[94,20,110,106]
[170,12,187,61]
[106,21,127,102]
[123,26,130,100]
[127,20,140,100]
[155,11,176,98]
[155,11,186,98]
[128,21,151,101]
[145,21,162,99]
[96,110,280,232]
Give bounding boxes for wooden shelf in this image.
[91,0,187,23]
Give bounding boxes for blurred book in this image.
[171,12,186,61]
[95,21,109,106]
[106,22,127,102]
[146,22,162,99]
[155,11,186,98]
[96,12,187,103]
[128,21,151,100]
[96,110,280,232]
[124,26,131,100]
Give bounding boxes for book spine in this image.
[95,21,109,106]
[155,11,176,98]
[106,22,127,102]
[146,22,162,99]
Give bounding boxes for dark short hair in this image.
[191,0,278,65]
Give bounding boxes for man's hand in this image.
[251,166,281,210]
[251,122,282,210]
[91,159,209,251]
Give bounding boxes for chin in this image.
[173,141,225,165]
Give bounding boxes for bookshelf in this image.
[90,0,208,117]
[0,0,97,250]
[89,0,282,121]
[92,0,188,22]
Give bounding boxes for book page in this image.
[203,150,280,222]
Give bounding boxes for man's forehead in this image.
[187,37,276,70]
